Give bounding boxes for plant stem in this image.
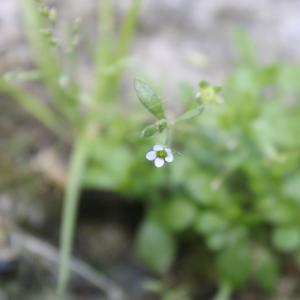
[108,0,141,92]
[93,0,115,102]
[57,137,88,296]
[214,282,232,300]
[93,0,141,103]
[117,0,141,58]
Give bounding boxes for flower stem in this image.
[57,137,88,297]
[165,127,173,147]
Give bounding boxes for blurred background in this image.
[1,0,300,299]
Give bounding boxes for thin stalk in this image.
[57,138,88,296]
[214,282,232,300]
[93,0,115,101]
[111,0,141,85]
[117,0,141,57]
[93,0,141,103]
[104,0,141,100]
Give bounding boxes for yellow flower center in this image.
[156,150,167,159]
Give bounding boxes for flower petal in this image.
[146,150,156,161]
[165,152,174,162]
[165,147,172,154]
[154,158,165,168]
[153,144,163,151]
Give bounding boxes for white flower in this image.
[146,144,174,168]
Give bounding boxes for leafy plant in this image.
[131,30,300,300]
[1,0,141,296]
[2,0,300,298]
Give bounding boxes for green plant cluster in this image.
[1,0,300,298]
[131,32,300,299]
[85,32,300,297]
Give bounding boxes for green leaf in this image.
[141,119,167,138]
[136,220,176,273]
[135,78,165,119]
[206,232,227,251]
[258,197,298,224]
[141,123,159,138]
[84,141,132,189]
[254,247,279,291]
[216,241,251,288]
[272,226,300,252]
[160,199,197,232]
[195,212,228,234]
[282,174,300,202]
[175,105,204,123]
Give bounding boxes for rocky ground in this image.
[1,0,300,85]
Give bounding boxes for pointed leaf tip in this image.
[135,78,165,119]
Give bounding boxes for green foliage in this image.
[272,226,300,252]
[216,240,251,288]
[197,81,224,105]
[254,247,279,291]
[195,212,228,235]
[135,78,166,119]
[3,0,142,295]
[136,220,176,273]
[141,119,168,138]
[144,281,190,300]
[3,1,300,296]
[152,198,197,232]
[175,105,205,123]
[132,30,300,298]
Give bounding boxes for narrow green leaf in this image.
[175,105,204,123]
[93,0,116,101]
[141,119,167,137]
[116,0,141,59]
[135,78,165,119]
[141,123,159,138]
